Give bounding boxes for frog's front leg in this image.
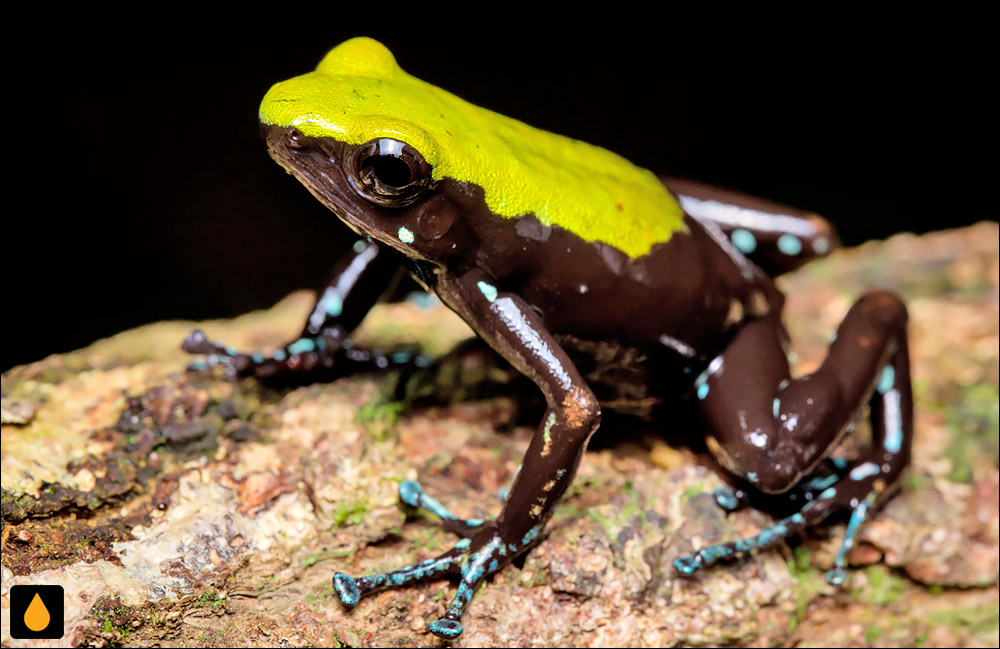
[183,240,426,380]
[332,268,600,639]
[676,290,912,584]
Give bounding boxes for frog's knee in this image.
[560,385,601,435]
[854,290,908,326]
[752,462,802,494]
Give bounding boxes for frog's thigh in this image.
[664,176,837,276]
[696,290,912,494]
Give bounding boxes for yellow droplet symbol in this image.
[24,592,51,632]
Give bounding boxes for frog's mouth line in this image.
[262,123,368,236]
[261,122,430,260]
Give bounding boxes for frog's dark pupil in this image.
[369,156,412,189]
[348,140,432,207]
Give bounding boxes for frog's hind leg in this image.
[676,290,912,584]
[664,176,838,277]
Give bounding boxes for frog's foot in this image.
[398,479,486,538]
[182,329,260,378]
[333,521,533,640]
[182,329,432,381]
[675,460,888,585]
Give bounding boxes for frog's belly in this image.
[555,334,668,415]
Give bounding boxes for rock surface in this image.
[2,222,998,647]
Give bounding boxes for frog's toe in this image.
[823,484,881,586]
[673,554,704,575]
[332,572,362,607]
[398,479,486,538]
[181,329,271,378]
[428,618,464,640]
[181,329,215,355]
[712,487,749,512]
[825,567,848,586]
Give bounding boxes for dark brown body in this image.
[185,126,913,640]
[428,176,788,409]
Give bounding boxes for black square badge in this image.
[9,585,65,639]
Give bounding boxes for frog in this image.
[183,37,912,640]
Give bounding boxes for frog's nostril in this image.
[286,128,307,150]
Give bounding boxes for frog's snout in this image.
[260,123,344,172]
[260,123,307,154]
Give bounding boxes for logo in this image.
[9,585,65,639]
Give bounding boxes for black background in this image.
[5,8,981,370]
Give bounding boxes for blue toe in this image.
[712,487,740,511]
[332,572,361,607]
[825,567,846,586]
[428,618,464,639]
[398,480,423,507]
[673,556,701,575]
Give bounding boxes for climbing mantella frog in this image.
[184,37,912,640]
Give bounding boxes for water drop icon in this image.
[24,592,51,632]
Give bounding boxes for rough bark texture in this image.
[2,223,998,648]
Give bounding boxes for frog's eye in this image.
[347,138,433,207]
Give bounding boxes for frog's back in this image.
[259,37,686,259]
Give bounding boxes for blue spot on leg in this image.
[287,338,316,355]
[884,425,903,454]
[477,280,498,303]
[777,234,803,256]
[829,457,849,471]
[731,228,757,254]
[325,295,344,317]
[876,364,895,394]
[802,472,839,492]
